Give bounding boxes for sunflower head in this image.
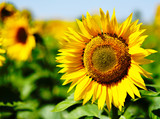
[2,13,36,61]
[57,9,156,111]
[0,2,16,21]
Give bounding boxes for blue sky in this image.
[1,0,160,23]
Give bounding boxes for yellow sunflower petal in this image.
[76,19,91,39]
[127,77,141,98]
[67,75,85,93]
[132,63,152,79]
[132,57,154,65]
[110,9,118,34]
[128,65,147,90]
[128,30,146,47]
[110,83,119,108]
[86,12,101,35]
[98,85,106,110]
[96,83,102,99]
[83,81,96,105]
[61,68,86,85]
[91,82,99,103]
[100,8,106,33]
[118,13,132,37]
[106,85,112,111]
[117,80,127,107]
[74,76,92,100]
[122,78,135,99]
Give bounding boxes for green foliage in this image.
[66,104,102,119]
[52,93,81,112]
[0,35,66,118]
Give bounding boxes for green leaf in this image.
[123,104,145,119]
[66,104,101,119]
[39,105,65,119]
[52,93,81,112]
[146,84,160,92]
[140,90,160,97]
[149,97,160,118]
[52,99,79,112]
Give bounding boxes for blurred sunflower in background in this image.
[45,20,77,39]
[21,9,32,21]
[0,38,5,66]
[2,13,36,61]
[0,2,16,22]
[57,9,156,111]
[155,5,160,26]
[32,20,78,50]
[154,5,160,38]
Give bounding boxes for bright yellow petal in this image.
[128,65,147,90]
[61,68,86,85]
[116,80,127,107]
[67,75,85,93]
[96,83,102,99]
[111,83,119,108]
[76,19,91,39]
[132,63,152,79]
[110,9,118,34]
[118,13,132,37]
[98,85,106,110]
[61,68,86,80]
[83,81,96,105]
[106,85,112,111]
[91,82,99,103]
[86,12,101,35]
[100,8,106,33]
[128,30,146,48]
[74,76,91,100]
[127,77,141,98]
[122,78,135,99]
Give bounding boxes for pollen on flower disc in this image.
[83,34,131,84]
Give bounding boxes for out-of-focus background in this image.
[0,0,160,119]
[3,0,159,23]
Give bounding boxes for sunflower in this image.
[154,5,160,38]
[56,9,156,111]
[44,20,78,40]
[155,5,160,26]
[0,2,16,21]
[2,14,36,61]
[0,38,5,66]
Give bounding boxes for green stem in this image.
[111,105,119,119]
[104,107,110,116]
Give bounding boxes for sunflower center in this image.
[92,46,116,72]
[83,34,131,84]
[16,27,28,44]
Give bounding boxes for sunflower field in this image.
[0,1,160,119]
